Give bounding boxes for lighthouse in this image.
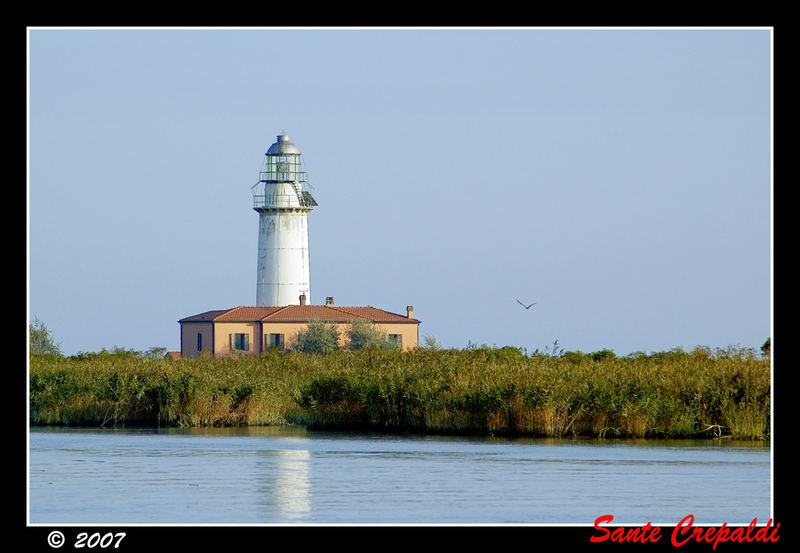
[251,133,317,306]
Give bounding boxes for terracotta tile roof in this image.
[214,306,285,321]
[178,309,231,323]
[264,305,418,323]
[179,305,420,324]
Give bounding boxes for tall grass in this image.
[29,351,309,428]
[29,346,771,440]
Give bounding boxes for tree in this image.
[295,319,340,353]
[760,338,771,359]
[346,319,399,351]
[29,317,62,356]
[144,346,168,359]
[421,335,443,350]
[590,349,616,361]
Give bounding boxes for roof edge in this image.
[180,305,420,324]
[178,308,234,323]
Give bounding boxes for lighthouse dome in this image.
[266,134,301,156]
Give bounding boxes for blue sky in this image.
[28,27,772,356]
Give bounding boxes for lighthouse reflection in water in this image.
[269,448,311,520]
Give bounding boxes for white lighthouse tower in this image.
[251,133,317,306]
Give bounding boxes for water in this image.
[28,426,771,525]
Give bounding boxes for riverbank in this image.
[29,346,771,440]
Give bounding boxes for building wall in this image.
[213,322,261,355]
[218,321,419,353]
[181,320,419,357]
[180,321,214,358]
[258,322,312,351]
[274,322,418,351]
[373,323,419,351]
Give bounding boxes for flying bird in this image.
[516,299,537,309]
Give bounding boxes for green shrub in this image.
[295,319,340,353]
[346,319,400,351]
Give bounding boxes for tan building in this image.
[178,301,420,357]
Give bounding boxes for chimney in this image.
[326,297,335,306]
[406,305,414,319]
[299,294,307,306]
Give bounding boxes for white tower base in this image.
[256,209,311,306]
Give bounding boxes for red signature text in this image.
[671,514,780,549]
[591,514,781,549]
[591,515,662,544]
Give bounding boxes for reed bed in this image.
[29,346,771,440]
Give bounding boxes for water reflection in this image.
[271,449,311,521]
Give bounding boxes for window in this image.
[388,334,402,348]
[196,333,203,352]
[231,333,250,352]
[267,155,299,181]
[266,333,285,351]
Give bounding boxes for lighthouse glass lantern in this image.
[252,133,317,306]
